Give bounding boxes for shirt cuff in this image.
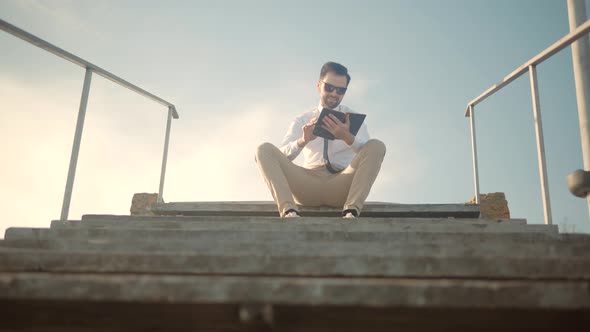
[291,140,303,152]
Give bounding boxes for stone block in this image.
[468,192,510,219]
[130,193,159,216]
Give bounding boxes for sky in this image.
[1,0,590,236]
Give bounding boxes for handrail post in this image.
[567,0,590,218]
[158,107,173,204]
[469,105,481,204]
[60,68,93,221]
[529,65,553,225]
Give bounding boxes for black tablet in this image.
[313,108,366,140]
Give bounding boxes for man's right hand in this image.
[298,118,318,147]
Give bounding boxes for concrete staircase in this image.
[0,202,589,331]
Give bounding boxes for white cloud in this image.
[0,77,78,237]
[11,0,98,35]
[346,76,373,102]
[368,123,427,203]
[164,103,286,202]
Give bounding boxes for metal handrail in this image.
[0,19,179,118]
[465,17,590,225]
[0,18,178,220]
[465,19,590,116]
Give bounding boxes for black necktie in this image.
[323,138,342,174]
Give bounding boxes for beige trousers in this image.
[255,139,386,216]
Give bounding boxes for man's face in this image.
[317,72,348,109]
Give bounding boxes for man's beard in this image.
[323,95,341,109]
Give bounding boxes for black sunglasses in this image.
[321,81,347,95]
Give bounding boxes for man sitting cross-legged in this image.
[255,61,386,219]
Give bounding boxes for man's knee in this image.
[255,142,278,163]
[364,139,386,157]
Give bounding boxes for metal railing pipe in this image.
[528,65,553,225]
[465,18,590,116]
[158,107,173,203]
[1,18,180,220]
[465,17,590,226]
[0,18,179,119]
[469,105,480,204]
[568,0,590,217]
[60,68,93,221]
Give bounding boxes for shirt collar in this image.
[316,103,342,113]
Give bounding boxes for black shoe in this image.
[342,209,358,218]
[283,209,301,218]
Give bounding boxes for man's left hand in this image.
[322,113,355,145]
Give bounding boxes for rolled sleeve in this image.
[279,118,305,160]
[280,139,303,160]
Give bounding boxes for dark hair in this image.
[320,62,351,86]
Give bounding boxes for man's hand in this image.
[297,118,318,147]
[322,113,355,145]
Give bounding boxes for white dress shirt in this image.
[279,104,370,170]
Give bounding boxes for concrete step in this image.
[0,273,588,309]
[0,249,588,279]
[1,297,587,332]
[2,231,588,257]
[153,201,480,218]
[73,214,526,230]
[3,226,562,244]
[54,216,533,234]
